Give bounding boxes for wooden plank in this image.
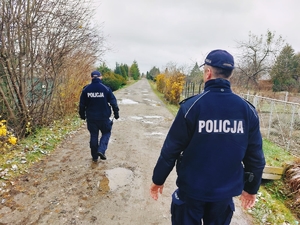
[262,173,282,180]
[263,166,284,175]
[262,166,285,180]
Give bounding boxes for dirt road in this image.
[0,78,254,224]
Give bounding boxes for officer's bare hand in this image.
[150,183,164,200]
[240,190,256,209]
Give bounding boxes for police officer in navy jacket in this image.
[79,70,119,162]
[150,50,265,225]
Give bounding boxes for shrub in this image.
[155,74,166,93]
[155,72,185,105]
[164,72,185,105]
[102,72,126,91]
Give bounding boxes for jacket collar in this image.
[204,78,231,92]
[91,78,101,83]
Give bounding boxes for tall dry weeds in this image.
[284,159,300,218]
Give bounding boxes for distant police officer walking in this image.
[79,71,119,162]
[150,50,266,225]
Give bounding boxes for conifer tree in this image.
[130,61,140,80]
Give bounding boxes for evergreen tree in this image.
[130,61,140,80]
[294,53,300,85]
[186,62,203,83]
[270,44,299,92]
[97,62,111,75]
[112,63,129,80]
[190,62,202,77]
[120,63,129,79]
[147,66,160,80]
[114,63,122,76]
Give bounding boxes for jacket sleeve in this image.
[107,90,119,116]
[79,91,86,120]
[243,114,266,194]
[152,107,190,185]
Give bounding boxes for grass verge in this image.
[0,116,84,182]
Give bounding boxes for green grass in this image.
[0,115,84,179]
[263,138,296,167]
[250,186,298,225]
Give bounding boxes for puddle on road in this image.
[143,121,154,124]
[118,98,161,107]
[143,98,161,106]
[144,116,162,119]
[129,115,163,120]
[118,99,138,104]
[98,175,110,195]
[145,132,165,136]
[129,115,164,124]
[143,98,158,103]
[99,168,133,194]
[130,116,143,120]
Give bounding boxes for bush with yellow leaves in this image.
[155,74,166,93]
[164,72,185,105]
[0,119,18,152]
[155,72,185,105]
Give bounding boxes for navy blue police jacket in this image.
[79,78,119,121]
[152,78,265,201]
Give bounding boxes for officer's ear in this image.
[204,66,213,81]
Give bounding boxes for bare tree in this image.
[235,30,284,90]
[0,0,105,137]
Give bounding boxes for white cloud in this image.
[93,0,300,73]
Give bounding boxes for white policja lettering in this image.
[199,120,244,133]
[87,92,104,98]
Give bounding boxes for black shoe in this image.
[92,158,98,162]
[98,152,107,160]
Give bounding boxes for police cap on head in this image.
[201,49,234,70]
[91,70,102,77]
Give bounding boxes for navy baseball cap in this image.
[91,70,102,77]
[201,49,234,70]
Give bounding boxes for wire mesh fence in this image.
[242,93,300,156]
[182,82,300,157]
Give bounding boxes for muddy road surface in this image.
[0,78,254,224]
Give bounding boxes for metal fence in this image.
[182,82,300,156]
[242,93,300,156]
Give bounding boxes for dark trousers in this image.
[87,119,112,160]
[171,189,234,225]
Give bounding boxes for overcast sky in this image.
[94,0,300,74]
